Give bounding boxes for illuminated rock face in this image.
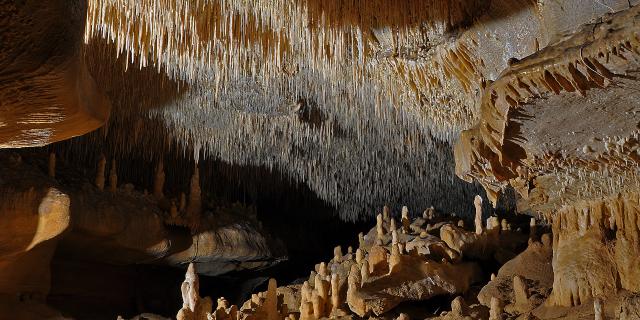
[0,154,71,319]
[0,0,110,148]
[455,5,640,208]
[452,3,640,318]
[73,0,635,219]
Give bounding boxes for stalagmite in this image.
[474,195,483,235]
[308,271,317,288]
[401,206,410,233]
[594,298,603,320]
[388,244,401,273]
[251,294,261,306]
[314,274,329,303]
[424,207,435,220]
[513,275,528,306]
[390,218,397,232]
[318,262,328,277]
[358,232,365,248]
[489,297,503,320]
[109,159,118,193]
[311,290,324,318]
[368,245,388,275]
[360,260,370,285]
[181,263,199,312]
[391,229,398,245]
[355,248,364,264]
[487,216,500,232]
[264,278,279,320]
[95,154,106,191]
[397,242,405,255]
[153,159,165,199]
[301,281,312,303]
[376,214,385,240]
[299,301,314,320]
[333,246,343,263]
[330,274,341,314]
[383,205,390,222]
[451,296,466,315]
[48,152,55,178]
[347,264,363,314]
[500,219,508,232]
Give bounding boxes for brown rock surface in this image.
[0,0,110,148]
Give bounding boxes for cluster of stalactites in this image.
[84,0,482,144]
[83,0,490,220]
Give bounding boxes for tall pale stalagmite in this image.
[376,214,385,240]
[401,206,410,233]
[333,246,343,263]
[489,297,503,320]
[264,278,279,320]
[181,263,199,312]
[474,195,483,235]
[594,298,603,320]
[513,275,528,307]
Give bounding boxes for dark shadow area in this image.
[12,145,371,318]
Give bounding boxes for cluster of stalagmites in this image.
[134,198,563,320]
[92,154,204,232]
[153,191,640,320]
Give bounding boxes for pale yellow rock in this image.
[489,297,502,320]
[594,297,603,320]
[474,195,483,235]
[376,214,385,240]
[360,260,370,285]
[368,245,389,276]
[355,249,364,264]
[401,206,410,233]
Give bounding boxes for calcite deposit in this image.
[2,0,640,319]
[118,203,544,320]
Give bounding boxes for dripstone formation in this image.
[2,0,640,319]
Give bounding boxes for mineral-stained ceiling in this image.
[72,0,637,219]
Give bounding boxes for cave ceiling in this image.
[1,0,639,219]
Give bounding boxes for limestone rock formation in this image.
[0,153,71,319]
[2,1,640,320]
[0,0,109,148]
